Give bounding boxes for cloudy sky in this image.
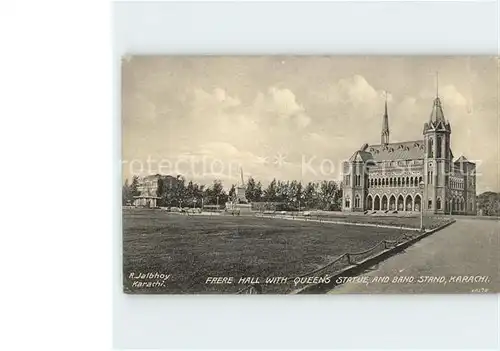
[122,56,498,193]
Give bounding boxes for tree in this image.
[156,177,166,207]
[185,181,198,206]
[204,180,227,206]
[276,180,290,203]
[122,179,130,205]
[477,191,500,216]
[263,179,278,202]
[228,184,236,201]
[289,180,303,209]
[129,176,141,203]
[334,185,343,211]
[245,177,257,202]
[254,181,263,202]
[168,175,186,207]
[303,182,319,209]
[244,177,263,202]
[319,180,339,211]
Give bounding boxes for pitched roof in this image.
[454,155,474,164]
[366,140,425,161]
[348,150,374,162]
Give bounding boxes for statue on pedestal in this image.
[234,167,248,204]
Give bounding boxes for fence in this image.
[236,219,454,294]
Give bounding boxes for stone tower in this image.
[343,144,371,212]
[422,81,452,214]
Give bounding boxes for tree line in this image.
[476,191,500,216]
[122,175,343,211]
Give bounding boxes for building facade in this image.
[342,94,476,215]
[133,174,179,208]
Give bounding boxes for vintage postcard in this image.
[121,56,499,294]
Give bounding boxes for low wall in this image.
[291,219,456,294]
[451,215,499,221]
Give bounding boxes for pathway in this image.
[329,218,500,293]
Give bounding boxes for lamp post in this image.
[419,181,425,231]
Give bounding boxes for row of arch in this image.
[369,176,423,188]
[451,180,464,190]
[366,194,422,212]
[356,194,473,213]
[451,197,472,212]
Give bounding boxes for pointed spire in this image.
[436,71,439,98]
[381,91,390,145]
[240,167,244,186]
[430,72,446,123]
[384,90,388,116]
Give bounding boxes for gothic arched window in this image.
[437,136,442,158]
[428,137,434,158]
[355,195,360,208]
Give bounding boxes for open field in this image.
[122,208,430,294]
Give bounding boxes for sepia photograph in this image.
[121,56,499,294]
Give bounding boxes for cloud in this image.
[124,68,495,191]
[267,87,304,117]
[191,88,241,111]
[418,84,468,107]
[252,87,311,128]
[315,74,393,106]
[294,113,311,128]
[338,74,379,103]
[123,94,158,122]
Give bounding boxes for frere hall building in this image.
[342,91,476,215]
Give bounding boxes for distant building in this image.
[133,174,179,208]
[342,91,476,215]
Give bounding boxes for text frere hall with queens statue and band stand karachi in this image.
[342,90,476,216]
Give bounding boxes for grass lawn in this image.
[122,208,419,294]
[298,212,450,229]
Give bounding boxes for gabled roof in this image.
[348,150,373,162]
[366,140,425,161]
[455,155,474,164]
